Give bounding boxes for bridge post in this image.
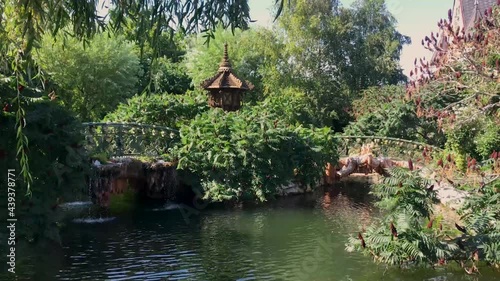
[85,125,92,147]
[81,122,179,158]
[116,125,124,157]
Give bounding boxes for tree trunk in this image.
[325,154,411,183]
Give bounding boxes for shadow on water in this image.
[14,179,500,281]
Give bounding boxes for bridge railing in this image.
[334,135,442,160]
[81,122,441,160]
[81,122,179,157]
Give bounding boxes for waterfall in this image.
[88,157,180,207]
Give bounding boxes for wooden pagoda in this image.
[201,43,254,111]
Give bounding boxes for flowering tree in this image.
[407,2,500,169]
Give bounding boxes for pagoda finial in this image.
[223,42,229,61]
[219,43,232,70]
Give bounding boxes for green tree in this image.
[120,21,192,95]
[345,0,409,88]
[104,90,208,130]
[0,99,89,264]
[275,0,410,130]
[35,32,141,121]
[2,0,271,192]
[343,85,445,146]
[184,26,284,104]
[148,57,193,95]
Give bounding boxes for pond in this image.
[20,180,498,280]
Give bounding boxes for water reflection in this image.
[320,181,376,233]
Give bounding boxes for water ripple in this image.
[72,217,116,224]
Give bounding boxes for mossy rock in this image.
[90,152,110,164]
[109,187,137,213]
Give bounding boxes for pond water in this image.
[20,181,499,281]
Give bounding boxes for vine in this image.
[13,52,32,194]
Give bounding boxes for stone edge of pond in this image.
[90,157,179,207]
[89,157,470,213]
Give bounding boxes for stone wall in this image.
[89,158,180,207]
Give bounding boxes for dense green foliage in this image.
[173,108,338,202]
[258,87,319,126]
[273,0,410,130]
[148,57,192,95]
[35,32,141,121]
[344,86,446,146]
[458,179,500,265]
[0,100,88,244]
[103,91,208,130]
[346,168,460,266]
[474,119,500,160]
[121,26,193,95]
[444,116,500,170]
[347,169,500,268]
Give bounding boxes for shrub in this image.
[346,167,457,266]
[104,91,208,130]
[257,87,319,126]
[172,108,338,202]
[149,57,192,95]
[475,118,500,160]
[347,167,500,270]
[458,178,500,266]
[445,115,500,170]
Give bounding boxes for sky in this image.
[248,0,453,75]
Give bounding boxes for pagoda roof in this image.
[201,43,254,91]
